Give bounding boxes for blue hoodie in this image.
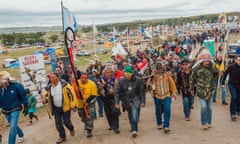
[0,82,28,110]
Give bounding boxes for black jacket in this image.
[114,75,145,109]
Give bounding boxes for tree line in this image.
[0,12,239,46]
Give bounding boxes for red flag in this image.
[68,47,74,66]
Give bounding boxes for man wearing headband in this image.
[77,73,98,138]
[221,54,240,121]
[0,71,28,144]
[189,48,218,130]
[115,66,145,138]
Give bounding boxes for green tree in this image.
[49,34,59,43]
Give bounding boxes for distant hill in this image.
[0,26,62,34]
[0,12,239,34]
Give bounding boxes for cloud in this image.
[0,0,239,27]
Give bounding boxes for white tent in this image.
[144,31,153,39]
[112,43,127,55]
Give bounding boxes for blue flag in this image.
[62,6,77,31]
[140,27,144,33]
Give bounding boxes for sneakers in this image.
[18,137,24,143]
[113,129,120,134]
[157,125,163,130]
[56,138,66,144]
[185,117,191,121]
[222,101,228,105]
[231,115,237,121]
[132,131,138,138]
[202,125,208,130]
[163,127,171,133]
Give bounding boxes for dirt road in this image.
[1,34,240,144]
[0,92,240,144]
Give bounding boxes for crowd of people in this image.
[1,27,240,144]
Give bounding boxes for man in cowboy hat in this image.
[0,71,28,144]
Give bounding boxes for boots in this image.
[86,130,92,138]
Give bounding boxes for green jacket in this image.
[189,63,218,100]
[28,94,37,110]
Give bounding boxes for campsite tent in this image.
[112,43,127,55]
[144,31,153,39]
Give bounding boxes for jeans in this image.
[94,96,104,117]
[127,104,141,132]
[5,110,24,144]
[182,96,191,118]
[154,97,171,128]
[199,97,213,125]
[213,80,227,102]
[228,83,240,116]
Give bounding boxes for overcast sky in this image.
[0,0,239,28]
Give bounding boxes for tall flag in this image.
[126,27,130,52]
[126,27,130,36]
[113,27,118,36]
[62,5,77,32]
[93,23,97,55]
[93,23,98,34]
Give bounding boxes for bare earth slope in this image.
[1,92,240,144]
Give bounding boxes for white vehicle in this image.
[2,58,18,68]
[76,50,91,56]
[227,43,240,58]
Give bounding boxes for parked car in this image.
[97,39,105,44]
[227,43,240,58]
[0,49,7,54]
[2,58,18,68]
[76,50,91,56]
[96,48,107,54]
